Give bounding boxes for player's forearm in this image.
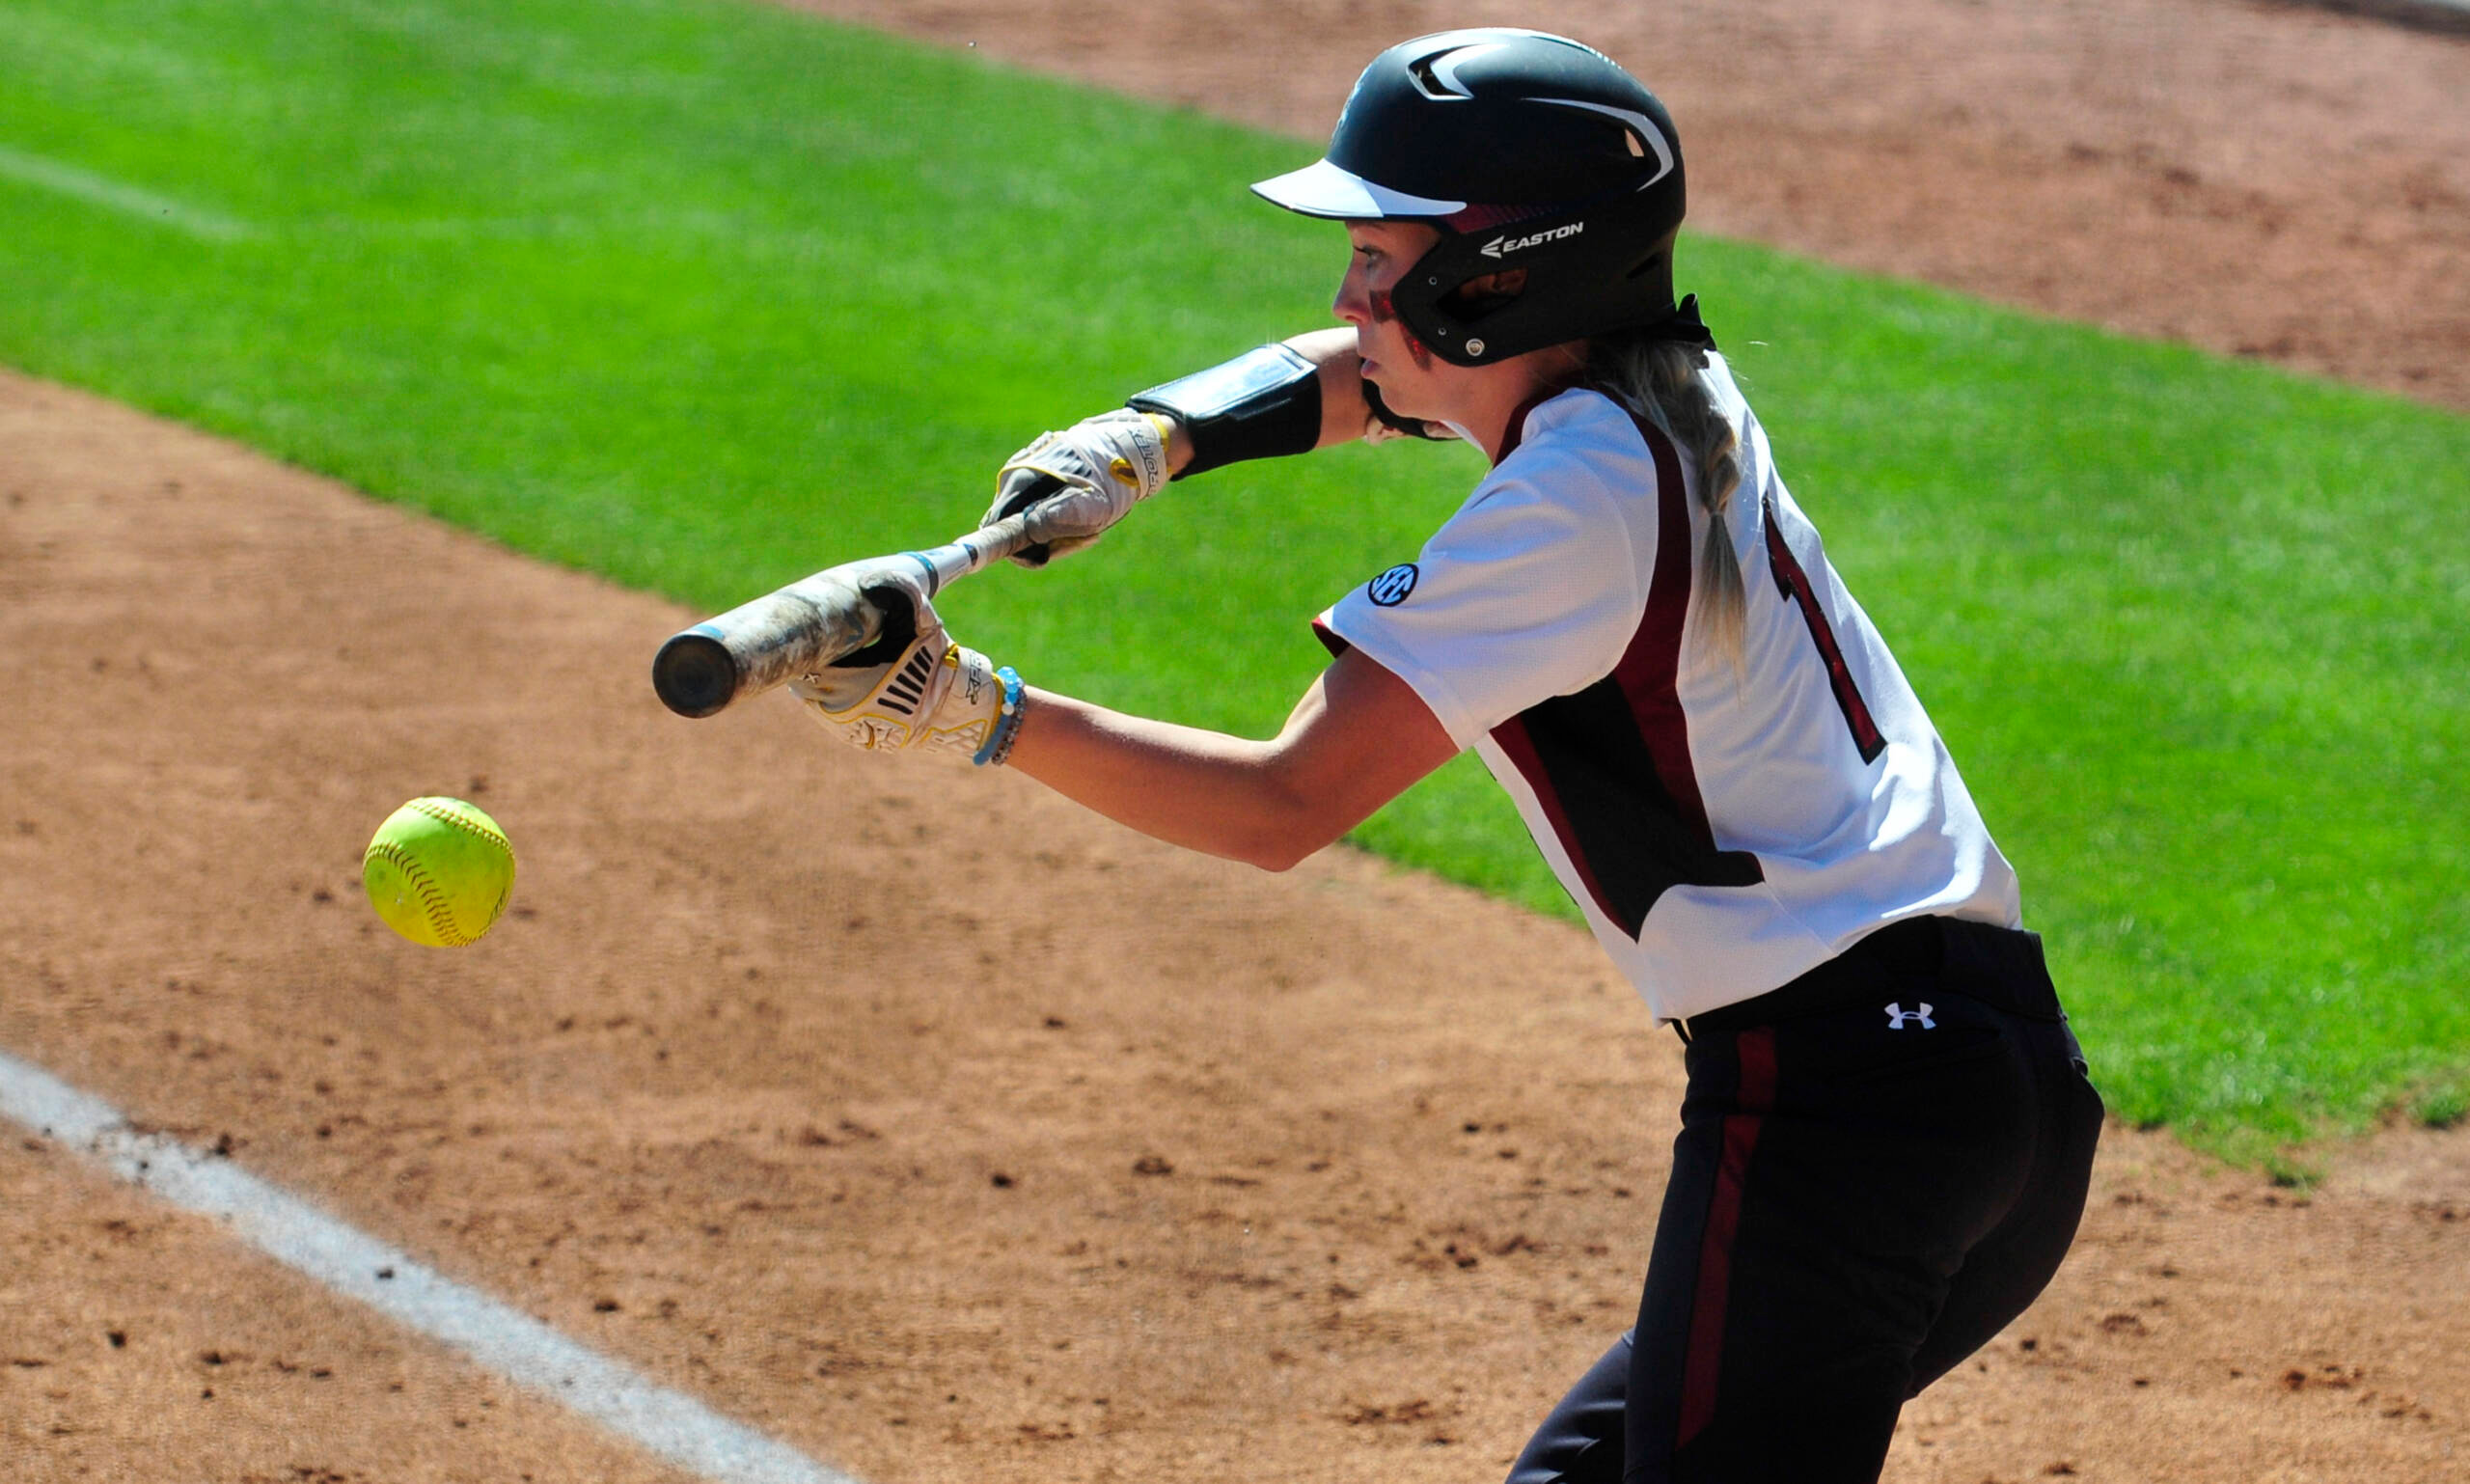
[1281,327,1374,450]
[1002,690,1338,871]
[1140,325,1383,476]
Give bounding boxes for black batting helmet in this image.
[1253,29,1688,367]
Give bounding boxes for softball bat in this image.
[651,492,1056,720]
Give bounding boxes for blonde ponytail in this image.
[1584,335,1745,660]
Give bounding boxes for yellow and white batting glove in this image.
[981,409,1174,568]
[787,579,1027,765]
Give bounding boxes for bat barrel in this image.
[651,513,1039,720]
[651,569,887,719]
[651,628,742,718]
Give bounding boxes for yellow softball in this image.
[362,797,516,948]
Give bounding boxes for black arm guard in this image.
[1127,344,1321,481]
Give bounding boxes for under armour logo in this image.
[1884,1002,1935,1031]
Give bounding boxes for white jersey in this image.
[1318,358,2020,1024]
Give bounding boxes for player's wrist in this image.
[1149,412,1196,479]
[974,665,1029,766]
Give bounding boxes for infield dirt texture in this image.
[4,1,2467,1482]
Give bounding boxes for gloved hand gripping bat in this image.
[649,478,1062,720]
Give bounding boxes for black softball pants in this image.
[1506,917,2104,1484]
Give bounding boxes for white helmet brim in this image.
[1249,157,1467,219]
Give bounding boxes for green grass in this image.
[2,0,2465,1161]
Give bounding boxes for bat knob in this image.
[652,628,741,718]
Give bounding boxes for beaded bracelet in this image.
[974,666,1027,767]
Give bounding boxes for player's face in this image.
[1335,219,1449,419]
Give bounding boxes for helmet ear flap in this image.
[1389,194,1684,366]
[1438,265,1528,320]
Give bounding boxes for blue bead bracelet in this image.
[974,666,1027,767]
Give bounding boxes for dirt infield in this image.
[4,380,2466,1480]
[6,2,2469,1480]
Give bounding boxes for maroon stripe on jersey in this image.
[1609,413,1719,848]
[1309,615,1350,659]
[1677,1026,1779,1446]
[1491,713,1627,928]
[1482,399,1760,937]
[1763,506,1888,764]
[1492,383,1576,466]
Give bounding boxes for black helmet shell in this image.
[1255,30,1688,366]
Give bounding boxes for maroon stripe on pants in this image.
[1677,1026,1779,1446]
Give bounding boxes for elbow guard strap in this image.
[1127,343,1321,481]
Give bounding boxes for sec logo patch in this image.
[1368,563,1419,607]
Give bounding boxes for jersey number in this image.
[1763,502,1887,764]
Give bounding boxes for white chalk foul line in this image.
[0,143,258,242]
[0,1047,859,1484]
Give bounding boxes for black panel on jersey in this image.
[1508,678,1763,938]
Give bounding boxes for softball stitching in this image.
[406,797,513,855]
[366,839,465,946]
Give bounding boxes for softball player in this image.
[799,29,2104,1483]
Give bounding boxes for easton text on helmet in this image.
[1480,221,1585,260]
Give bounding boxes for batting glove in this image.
[788,576,1022,764]
[982,409,1174,568]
